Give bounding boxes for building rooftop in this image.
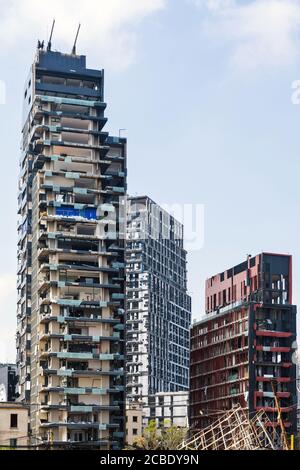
[35,49,103,78]
[0,402,29,409]
[206,251,291,282]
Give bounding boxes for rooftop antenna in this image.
[47,19,55,52]
[72,23,81,55]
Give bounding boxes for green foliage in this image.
[132,420,187,450]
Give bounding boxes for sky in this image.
[1,0,300,361]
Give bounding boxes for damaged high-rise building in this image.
[16,45,126,448]
[190,252,297,441]
[126,196,191,429]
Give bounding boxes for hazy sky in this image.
[1,0,300,361]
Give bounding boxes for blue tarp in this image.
[56,205,97,220]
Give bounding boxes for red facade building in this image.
[190,253,297,439]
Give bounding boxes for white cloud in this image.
[192,0,300,70]
[0,274,16,363]
[194,0,236,10]
[0,0,166,70]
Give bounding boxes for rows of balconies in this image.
[21,120,125,441]
[40,385,124,394]
[17,322,31,338]
[17,188,29,214]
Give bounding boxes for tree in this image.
[132,420,187,450]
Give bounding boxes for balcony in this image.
[40,351,123,361]
[41,367,124,378]
[36,82,101,99]
[39,279,121,290]
[40,333,120,342]
[39,421,115,430]
[39,262,119,275]
[256,330,292,338]
[40,385,124,395]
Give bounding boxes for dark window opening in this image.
[10,414,18,428]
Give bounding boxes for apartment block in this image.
[190,253,297,440]
[126,196,191,425]
[16,46,126,448]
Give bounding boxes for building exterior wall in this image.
[297,365,300,438]
[151,391,189,428]
[205,253,292,314]
[16,48,126,449]
[126,402,144,446]
[190,253,297,440]
[126,196,191,426]
[0,364,18,402]
[125,392,188,446]
[0,403,29,448]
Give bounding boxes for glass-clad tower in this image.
[126,196,191,424]
[16,46,126,449]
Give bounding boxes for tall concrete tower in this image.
[16,45,126,449]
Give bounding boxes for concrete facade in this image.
[151,391,189,428]
[16,46,126,449]
[126,401,144,446]
[0,403,29,449]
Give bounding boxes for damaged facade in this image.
[17,48,126,448]
[190,253,297,440]
[126,196,191,429]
